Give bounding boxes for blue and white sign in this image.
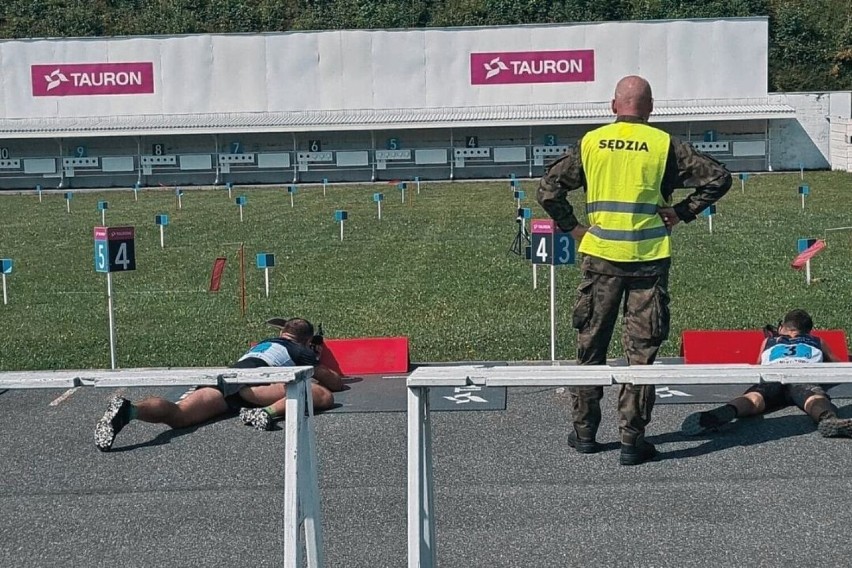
[797,238,817,253]
[98,200,108,211]
[64,192,72,200]
[155,214,169,226]
[739,173,749,181]
[387,138,401,150]
[701,205,716,217]
[94,226,136,273]
[518,207,532,219]
[373,193,384,202]
[334,210,348,221]
[0,259,12,274]
[236,195,247,205]
[256,253,275,268]
[513,190,525,200]
[798,184,810,195]
[288,185,297,194]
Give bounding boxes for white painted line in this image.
[49,386,80,407]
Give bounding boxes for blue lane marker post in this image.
[702,204,717,234]
[798,184,809,210]
[256,253,275,298]
[288,184,297,208]
[414,176,421,194]
[322,178,328,197]
[176,187,184,210]
[398,181,407,204]
[98,200,108,225]
[335,210,348,241]
[513,189,525,210]
[373,192,384,220]
[797,237,818,285]
[226,182,233,199]
[236,195,247,222]
[738,172,749,193]
[1,259,12,305]
[155,214,169,248]
[36,184,43,203]
[133,182,141,202]
[64,191,72,213]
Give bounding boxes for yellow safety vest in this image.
[578,121,671,262]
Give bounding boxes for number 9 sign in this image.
[94,226,136,273]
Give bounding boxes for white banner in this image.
[0,18,768,120]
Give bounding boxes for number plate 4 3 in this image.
[531,232,575,265]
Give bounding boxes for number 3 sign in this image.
[94,226,136,272]
[530,220,575,265]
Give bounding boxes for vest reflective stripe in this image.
[589,225,670,242]
[586,201,660,215]
[579,122,671,262]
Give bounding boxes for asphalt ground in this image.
[3,384,852,568]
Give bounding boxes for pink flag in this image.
[791,240,826,270]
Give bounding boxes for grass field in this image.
[0,171,850,371]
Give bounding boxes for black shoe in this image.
[818,417,852,438]
[567,430,602,454]
[619,440,658,466]
[681,406,736,436]
[94,396,132,452]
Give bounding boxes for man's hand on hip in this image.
[570,224,588,242]
[657,207,680,230]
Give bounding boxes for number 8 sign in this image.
[531,219,575,265]
[94,226,136,273]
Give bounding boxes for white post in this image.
[159,225,165,249]
[101,209,106,225]
[709,215,713,234]
[134,187,138,202]
[740,178,745,193]
[533,264,537,289]
[284,379,305,568]
[178,194,182,210]
[264,267,270,298]
[66,199,70,213]
[239,205,244,222]
[300,378,325,567]
[800,165,804,180]
[228,187,232,199]
[516,198,521,210]
[38,189,42,203]
[408,386,436,568]
[340,220,344,241]
[378,201,382,220]
[290,193,294,208]
[550,264,556,362]
[106,272,117,370]
[2,273,7,305]
[801,194,805,210]
[402,188,406,204]
[806,259,812,285]
[416,178,421,194]
[323,180,327,197]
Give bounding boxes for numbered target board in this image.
[94,226,136,273]
[531,219,575,265]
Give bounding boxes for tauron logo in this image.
[44,69,69,91]
[32,63,155,97]
[471,50,595,85]
[483,57,509,80]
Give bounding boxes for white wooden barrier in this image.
[406,362,852,568]
[0,366,324,568]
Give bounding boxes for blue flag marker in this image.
[288,184,297,208]
[133,182,141,201]
[235,195,247,221]
[155,214,169,247]
[510,173,516,180]
[257,253,276,297]
[702,204,716,234]
[98,200,108,224]
[738,173,749,193]
[64,192,72,213]
[335,210,348,240]
[798,184,809,210]
[398,182,407,204]
[322,177,328,196]
[226,182,233,198]
[1,258,12,305]
[373,192,384,220]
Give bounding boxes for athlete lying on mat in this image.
[681,309,852,438]
[94,317,343,451]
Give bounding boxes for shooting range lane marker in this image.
[702,204,716,234]
[322,178,328,197]
[98,200,108,225]
[94,226,137,369]
[798,184,809,210]
[64,191,72,213]
[335,210,348,241]
[373,192,384,220]
[36,184,43,203]
[530,219,576,361]
[133,182,140,201]
[415,176,421,194]
[155,214,169,248]
[288,184,297,208]
[48,386,81,407]
[738,172,749,193]
[1,259,11,305]
[256,253,275,298]
[226,182,233,199]
[398,181,407,204]
[235,195,247,222]
[176,187,184,210]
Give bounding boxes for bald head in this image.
[611,75,653,120]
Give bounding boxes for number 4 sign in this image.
[531,220,575,265]
[94,226,136,273]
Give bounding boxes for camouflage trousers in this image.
[569,263,670,444]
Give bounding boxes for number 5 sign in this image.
[94,226,136,272]
[531,219,575,265]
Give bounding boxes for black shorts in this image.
[744,383,829,412]
[197,357,269,412]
